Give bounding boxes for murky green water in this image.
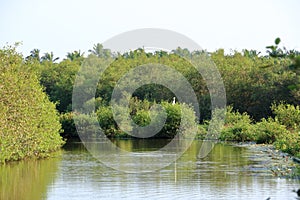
[1,139,299,200]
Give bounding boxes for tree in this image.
[242,49,261,58]
[266,37,284,58]
[26,48,41,62]
[0,46,64,163]
[88,43,111,58]
[41,52,59,63]
[66,50,84,61]
[40,59,80,112]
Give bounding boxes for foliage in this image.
[219,106,254,142]
[66,50,84,62]
[88,43,112,58]
[96,106,119,137]
[196,124,208,140]
[73,112,100,138]
[271,103,300,156]
[20,43,299,149]
[214,51,296,120]
[83,97,103,113]
[37,43,298,123]
[272,103,300,130]
[41,52,59,63]
[95,99,197,138]
[274,131,300,156]
[59,112,76,138]
[217,104,299,155]
[39,59,79,112]
[0,46,64,163]
[252,118,289,144]
[2,39,300,164]
[26,48,41,62]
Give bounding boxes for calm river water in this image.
[1,139,299,200]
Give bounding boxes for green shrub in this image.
[95,100,197,138]
[83,97,102,112]
[158,102,182,138]
[196,124,208,139]
[132,110,151,127]
[73,113,100,138]
[253,118,289,144]
[155,102,197,138]
[274,131,300,156]
[96,106,121,137]
[270,103,300,155]
[219,106,254,142]
[59,112,77,138]
[272,103,300,130]
[0,46,64,163]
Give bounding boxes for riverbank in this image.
[232,142,300,178]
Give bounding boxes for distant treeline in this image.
[0,38,299,163]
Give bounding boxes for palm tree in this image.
[41,52,59,63]
[26,48,41,62]
[88,43,111,58]
[66,50,84,61]
[243,49,261,58]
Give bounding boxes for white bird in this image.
[172,97,176,105]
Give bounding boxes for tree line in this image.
[0,38,299,163]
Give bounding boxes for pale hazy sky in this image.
[1,0,299,59]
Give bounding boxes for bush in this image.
[73,113,100,138]
[95,100,198,138]
[96,106,121,137]
[270,103,300,155]
[272,103,300,130]
[253,118,289,144]
[158,102,182,138]
[274,131,300,156]
[0,46,64,163]
[196,124,208,140]
[219,106,254,142]
[59,112,77,138]
[132,110,151,127]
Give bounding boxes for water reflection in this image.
[82,138,195,173]
[1,140,300,200]
[0,153,61,200]
[50,140,300,199]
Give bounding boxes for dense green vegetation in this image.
[0,45,64,163]
[56,41,300,156]
[95,99,197,138]
[216,103,300,157]
[1,38,299,163]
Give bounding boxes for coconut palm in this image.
[41,52,59,63]
[88,43,111,58]
[26,48,41,62]
[66,50,84,61]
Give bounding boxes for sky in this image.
[1,0,300,60]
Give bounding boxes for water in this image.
[1,139,299,200]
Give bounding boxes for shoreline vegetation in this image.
[0,38,299,165]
